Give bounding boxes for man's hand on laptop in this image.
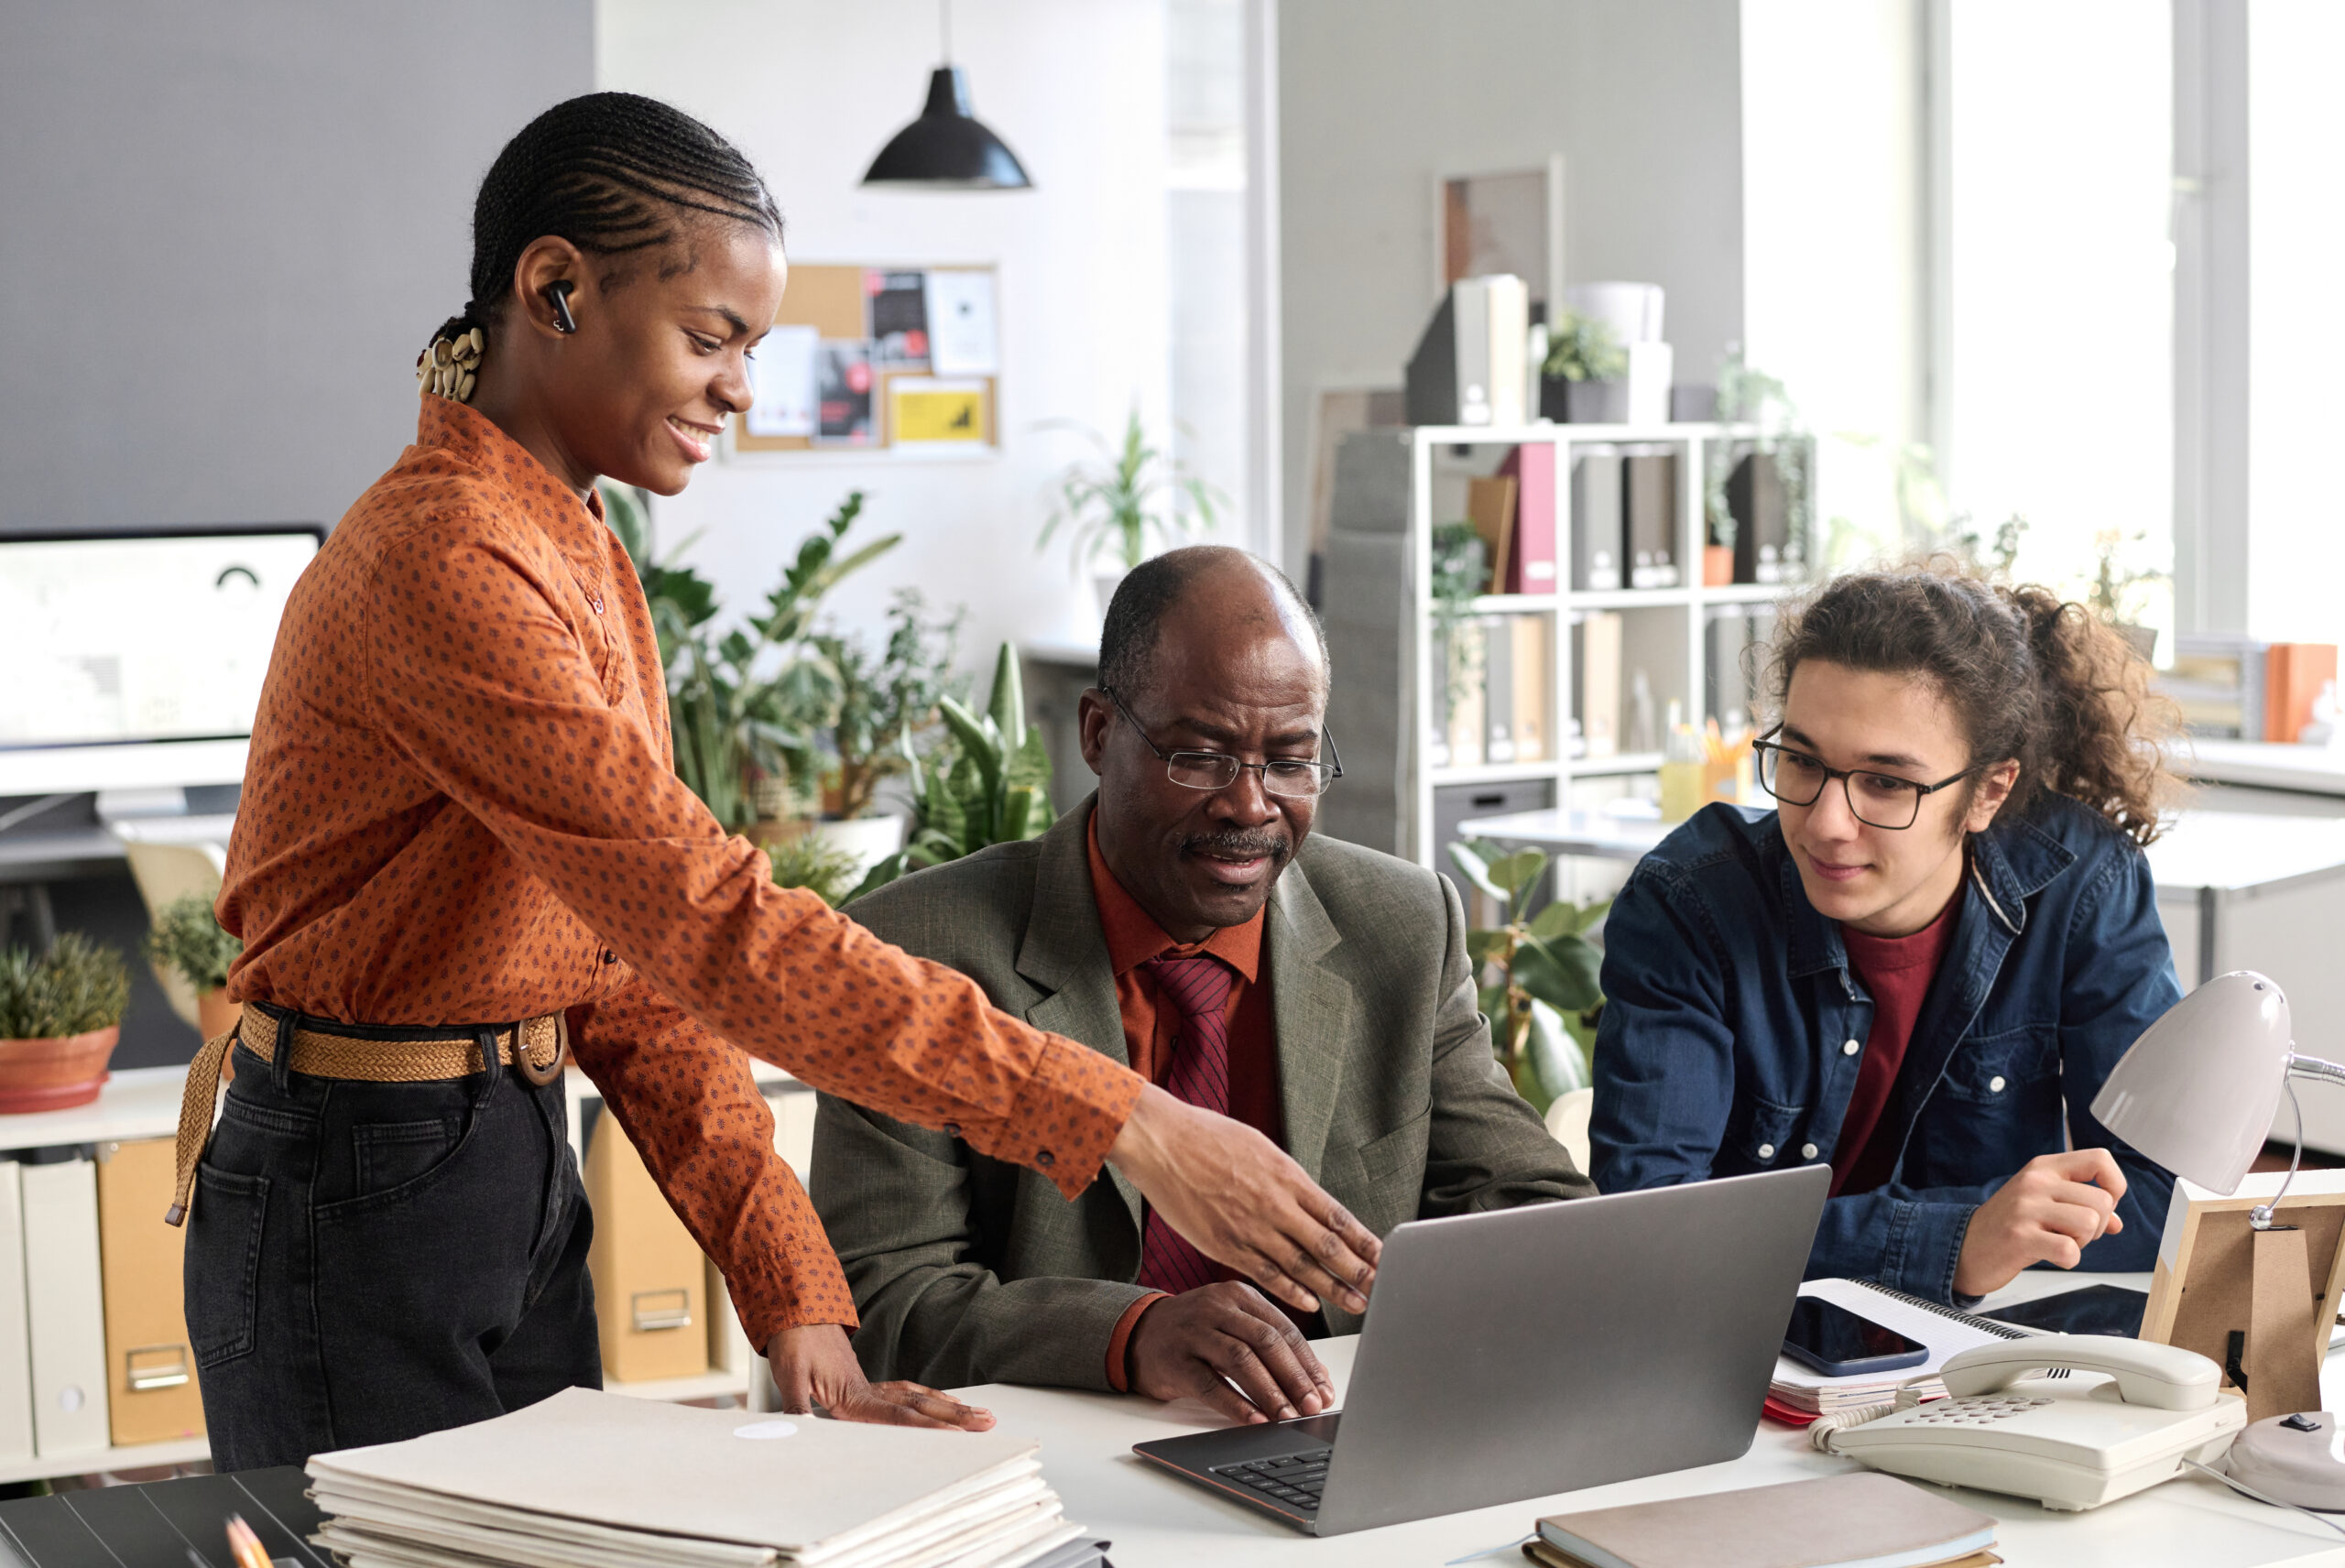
[1127,1282,1334,1424]
[767,1323,996,1432]
[1108,1083,1380,1315]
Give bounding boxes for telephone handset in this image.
[1814,1334,2247,1511]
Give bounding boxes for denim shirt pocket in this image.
[1722,1093,1808,1172]
[1937,1023,2059,1106]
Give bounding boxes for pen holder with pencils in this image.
[1660,722,1755,822]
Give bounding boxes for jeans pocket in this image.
[185,1166,269,1369]
[352,1116,463,1199]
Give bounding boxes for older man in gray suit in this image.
[812,547,1591,1427]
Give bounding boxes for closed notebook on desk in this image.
[1532,1472,1996,1568]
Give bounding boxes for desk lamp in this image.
[2092,970,2345,1508]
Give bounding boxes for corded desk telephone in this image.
[1812,1334,2248,1511]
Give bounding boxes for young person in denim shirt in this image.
[1590,565,2184,1304]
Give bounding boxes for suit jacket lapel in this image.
[1016,800,1143,1226]
[1270,859,1353,1184]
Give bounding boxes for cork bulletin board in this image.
[732,263,998,456]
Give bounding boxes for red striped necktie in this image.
[1135,953,1237,1297]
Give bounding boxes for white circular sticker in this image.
[733,1420,800,1441]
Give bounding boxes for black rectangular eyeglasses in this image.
[1751,732,1975,831]
[1102,686,1343,799]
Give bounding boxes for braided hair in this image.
[428,92,783,355]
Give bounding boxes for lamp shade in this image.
[862,67,1032,190]
[2090,969,2292,1195]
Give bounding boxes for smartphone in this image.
[1782,1297,1930,1377]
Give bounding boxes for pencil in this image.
[225,1513,271,1568]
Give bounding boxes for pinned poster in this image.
[924,269,998,376]
[745,324,818,438]
[815,342,876,445]
[867,269,930,365]
[888,377,990,451]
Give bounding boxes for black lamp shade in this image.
[862,67,1032,190]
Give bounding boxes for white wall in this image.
[1276,0,1746,578]
[596,0,1171,659]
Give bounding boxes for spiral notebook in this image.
[1768,1279,2033,1415]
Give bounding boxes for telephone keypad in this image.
[1912,1395,2054,1425]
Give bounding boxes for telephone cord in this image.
[2180,1458,2345,1540]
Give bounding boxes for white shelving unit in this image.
[0,1061,810,1483]
[1319,421,1813,874]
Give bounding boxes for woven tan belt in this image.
[163,1007,568,1226]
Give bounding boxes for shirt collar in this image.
[413,395,607,533]
[1085,811,1264,983]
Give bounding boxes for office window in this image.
[1167,0,1250,550]
[1941,1,2173,645]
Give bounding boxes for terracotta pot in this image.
[0,1026,120,1113]
[1703,544,1733,587]
[196,988,241,1043]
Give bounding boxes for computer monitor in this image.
[0,525,323,796]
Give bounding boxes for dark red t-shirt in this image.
[1830,890,1962,1196]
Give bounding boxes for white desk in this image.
[2181,739,2345,799]
[965,1271,2345,1566]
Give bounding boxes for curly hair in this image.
[1759,561,2183,845]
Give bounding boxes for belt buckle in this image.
[514,1014,569,1088]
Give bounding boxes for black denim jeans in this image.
[184,1010,600,1471]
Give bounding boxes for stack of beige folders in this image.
[305,1388,1091,1568]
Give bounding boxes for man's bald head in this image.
[1096,546,1329,705]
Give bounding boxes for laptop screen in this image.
[0,528,321,750]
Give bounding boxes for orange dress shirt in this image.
[1085,818,1282,1388]
[218,396,1142,1345]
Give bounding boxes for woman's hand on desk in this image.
[1953,1148,2128,1298]
[767,1323,995,1431]
[1127,1282,1334,1424]
[1107,1083,1380,1316]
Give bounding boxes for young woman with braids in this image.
[184,93,1377,1468]
[1589,563,2185,1305]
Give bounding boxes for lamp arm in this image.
[2249,1051,2344,1229]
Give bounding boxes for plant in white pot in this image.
[1039,408,1222,619]
[0,934,132,1113]
[142,891,244,1042]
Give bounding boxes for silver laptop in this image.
[1132,1165,1830,1536]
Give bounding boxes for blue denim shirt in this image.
[1589,794,2180,1302]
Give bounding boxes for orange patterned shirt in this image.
[217,396,1143,1344]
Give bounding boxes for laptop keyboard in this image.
[1211,1448,1332,1513]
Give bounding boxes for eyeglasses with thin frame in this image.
[1100,686,1343,799]
[1751,730,1976,831]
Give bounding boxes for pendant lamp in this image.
[861,0,1033,191]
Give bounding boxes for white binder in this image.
[23,1152,111,1456]
[0,1160,33,1463]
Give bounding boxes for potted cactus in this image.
[142,891,245,1042]
[0,934,132,1112]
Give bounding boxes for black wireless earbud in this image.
[547,280,577,334]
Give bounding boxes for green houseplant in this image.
[606,485,901,831]
[1039,409,1223,615]
[809,588,964,822]
[1541,310,1630,423]
[1447,840,1608,1116]
[847,643,1055,900]
[142,891,245,1040]
[0,933,133,1112]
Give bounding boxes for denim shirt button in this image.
[1842,1039,1861,1056]
[1757,1143,1776,1160]
[1989,1075,2007,1093]
[1801,1142,1819,1160]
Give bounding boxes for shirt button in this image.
[1757,1143,1776,1160]
[1842,1039,1861,1056]
[1035,1149,1055,1169]
[1801,1142,1819,1160]
[602,949,618,964]
[943,1122,962,1138]
[1989,1075,2007,1093]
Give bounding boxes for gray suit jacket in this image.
[809,798,1593,1391]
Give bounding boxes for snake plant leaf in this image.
[1485,848,1548,898]
[1512,932,1604,1015]
[936,696,1005,800]
[1006,726,1053,796]
[1446,841,1509,902]
[985,643,1027,750]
